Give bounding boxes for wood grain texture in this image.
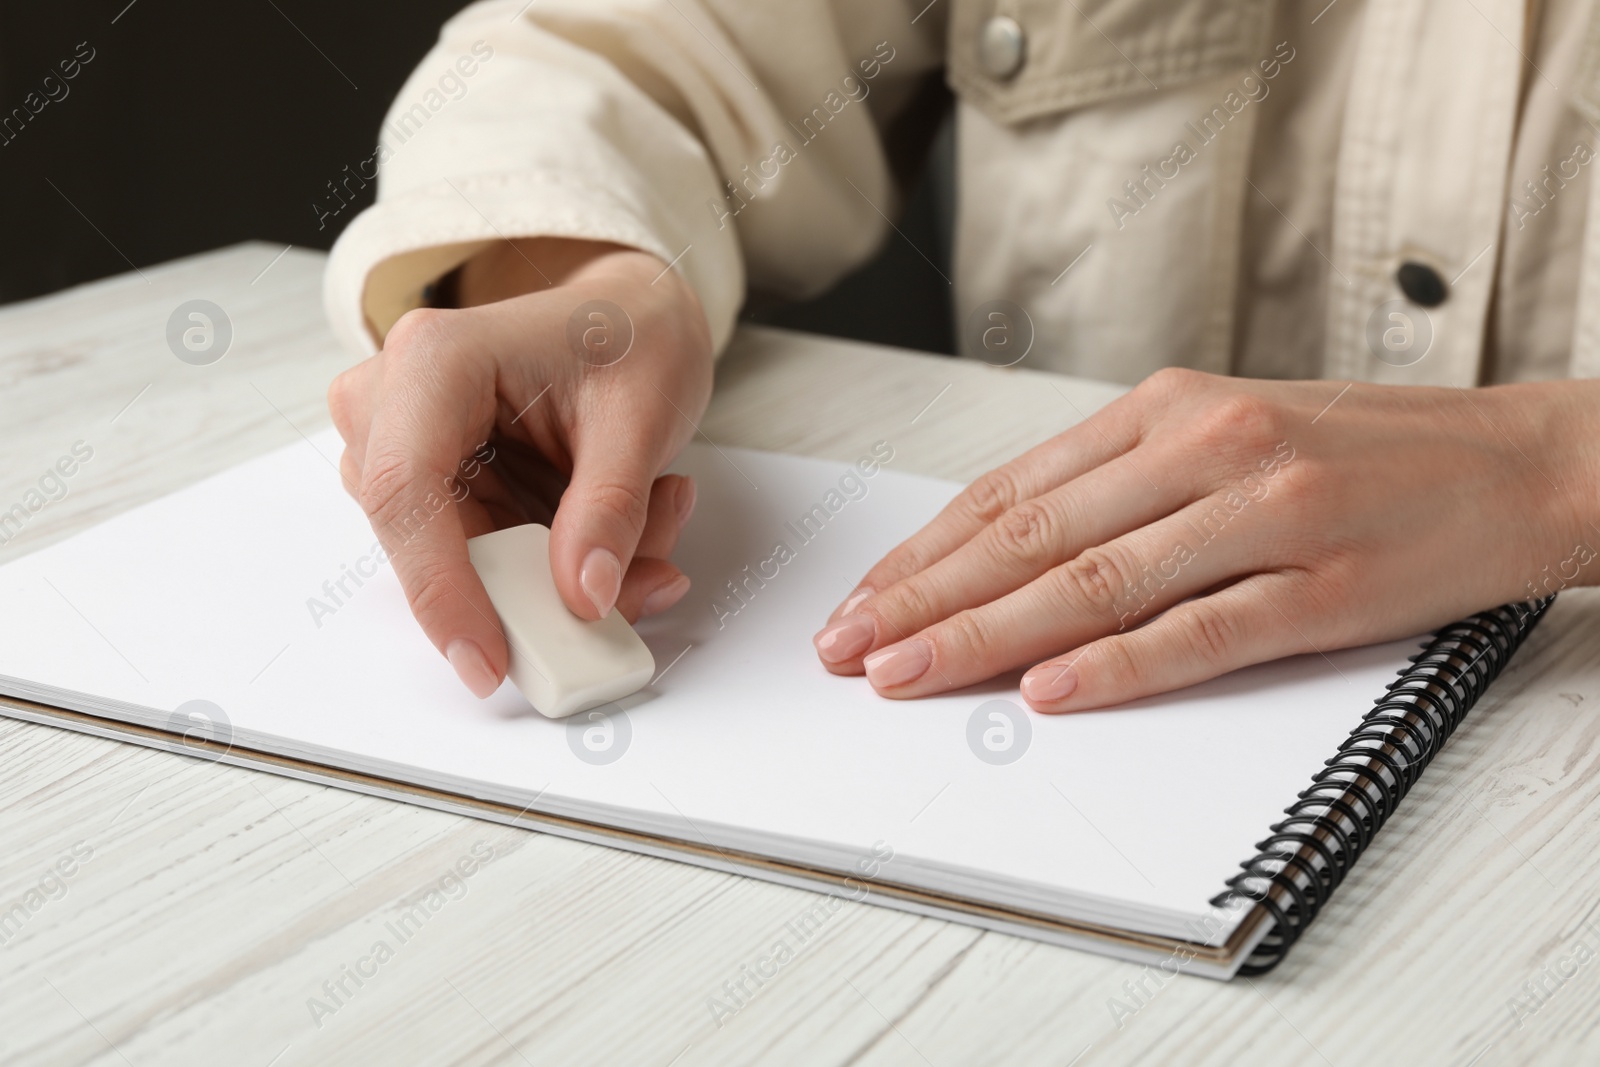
[0,244,1595,1066]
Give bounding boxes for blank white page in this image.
[0,431,1416,941]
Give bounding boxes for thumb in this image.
[548,430,661,620]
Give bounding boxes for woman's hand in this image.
[328,238,712,698]
[814,369,1599,712]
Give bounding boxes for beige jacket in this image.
[324,0,1600,387]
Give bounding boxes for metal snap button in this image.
[978,16,1026,80]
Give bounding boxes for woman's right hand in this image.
[327,238,713,698]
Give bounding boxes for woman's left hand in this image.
[813,369,1599,712]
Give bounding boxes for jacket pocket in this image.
[947,0,1273,126]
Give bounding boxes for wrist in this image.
[1495,378,1600,593]
[452,237,658,307]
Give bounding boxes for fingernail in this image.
[1021,663,1079,705]
[840,586,871,616]
[674,478,697,526]
[813,614,876,662]
[580,547,623,617]
[640,574,691,617]
[864,639,932,689]
[446,639,499,699]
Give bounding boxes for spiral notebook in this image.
[0,432,1547,978]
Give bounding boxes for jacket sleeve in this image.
[322,0,946,357]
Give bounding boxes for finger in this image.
[830,405,1145,619]
[815,443,1188,669]
[327,357,380,452]
[339,449,362,500]
[859,495,1260,697]
[356,315,506,698]
[636,474,694,560]
[453,462,533,536]
[486,435,570,526]
[616,475,695,621]
[360,451,509,699]
[616,556,690,623]
[1018,573,1319,712]
[548,422,668,620]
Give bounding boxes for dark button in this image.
[1396,261,1447,307]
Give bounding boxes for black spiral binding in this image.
[1211,598,1554,976]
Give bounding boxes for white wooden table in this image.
[1,243,1596,1066]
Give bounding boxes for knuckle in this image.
[1137,366,1206,403]
[939,609,994,663]
[399,562,460,630]
[572,478,652,531]
[1283,566,1352,629]
[357,452,427,529]
[862,544,924,589]
[961,468,1021,526]
[991,500,1055,563]
[1184,601,1239,665]
[326,373,355,433]
[338,450,362,499]
[1085,637,1143,692]
[1195,393,1285,454]
[382,306,453,355]
[1059,546,1133,616]
[1268,449,1318,504]
[871,578,939,631]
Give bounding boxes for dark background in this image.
[1,1,954,353]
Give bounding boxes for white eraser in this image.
[466,524,655,719]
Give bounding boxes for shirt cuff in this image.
[323,168,742,358]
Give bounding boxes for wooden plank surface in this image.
[0,243,1595,1066]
